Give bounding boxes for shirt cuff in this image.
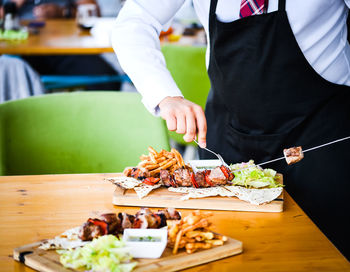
[142,88,184,116]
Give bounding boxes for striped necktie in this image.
[240,0,268,18]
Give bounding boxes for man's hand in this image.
[33,4,64,19]
[159,96,207,148]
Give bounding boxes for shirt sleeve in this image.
[345,0,350,8]
[111,0,186,115]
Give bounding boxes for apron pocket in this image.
[224,123,289,164]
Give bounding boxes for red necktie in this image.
[240,0,268,18]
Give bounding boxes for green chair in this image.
[161,44,211,145]
[0,92,169,175]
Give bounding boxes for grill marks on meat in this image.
[157,207,181,220]
[160,170,172,187]
[78,208,181,241]
[99,213,120,234]
[173,168,192,187]
[133,208,162,228]
[208,166,228,185]
[283,146,304,165]
[130,167,150,180]
[194,172,210,187]
[118,213,135,230]
[79,221,105,241]
[160,166,232,188]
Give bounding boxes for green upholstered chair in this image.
[161,44,211,145]
[0,92,169,175]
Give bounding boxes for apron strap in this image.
[209,0,218,21]
[209,0,219,36]
[278,0,286,11]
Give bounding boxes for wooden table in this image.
[0,174,349,272]
[0,19,205,56]
[0,19,114,55]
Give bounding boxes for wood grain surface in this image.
[0,19,204,55]
[112,174,283,212]
[13,236,242,272]
[0,20,114,55]
[0,173,349,272]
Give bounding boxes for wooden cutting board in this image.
[13,236,242,272]
[112,175,283,213]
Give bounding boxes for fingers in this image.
[176,113,186,134]
[159,97,207,146]
[184,109,197,142]
[193,106,207,148]
[165,114,177,131]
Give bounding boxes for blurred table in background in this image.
[0,19,114,55]
[0,19,206,56]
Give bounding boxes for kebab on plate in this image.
[79,208,181,241]
[123,147,234,188]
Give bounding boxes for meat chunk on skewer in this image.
[157,207,181,220]
[208,166,227,185]
[79,221,106,241]
[194,172,211,188]
[98,213,120,234]
[160,169,172,187]
[130,167,150,180]
[283,146,304,165]
[118,213,135,229]
[173,168,192,187]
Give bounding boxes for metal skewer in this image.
[256,135,350,167]
[232,135,350,172]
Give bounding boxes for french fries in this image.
[167,211,227,254]
[130,146,187,177]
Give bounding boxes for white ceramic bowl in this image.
[123,228,168,259]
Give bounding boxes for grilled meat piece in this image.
[123,167,133,177]
[118,212,135,229]
[133,213,162,229]
[130,167,150,180]
[132,215,149,228]
[283,146,304,165]
[208,166,227,185]
[134,208,164,228]
[157,207,181,220]
[160,170,172,187]
[79,221,105,241]
[99,213,120,234]
[135,207,153,217]
[194,172,211,187]
[173,168,192,187]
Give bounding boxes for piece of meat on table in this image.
[160,169,172,187]
[157,207,181,220]
[79,221,105,241]
[195,172,211,187]
[130,167,150,180]
[98,213,121,234]
[118,212,135,229]
[284,146,304,165]
[173,168,192,187]
[208,166,227,185]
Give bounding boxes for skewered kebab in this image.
[125,165,234,188]
[79,208,181,241]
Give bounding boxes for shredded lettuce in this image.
[230,160,283,188]
[58,235,137,272]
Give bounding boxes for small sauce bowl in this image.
[123,228,168,259]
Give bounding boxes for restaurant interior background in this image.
[0,0,350,271]
[1,1,349,271]
[0,0,208,176]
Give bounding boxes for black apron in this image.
[203,0,350,258]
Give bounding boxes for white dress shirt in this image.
[111,0,350,115]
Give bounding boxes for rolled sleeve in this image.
[111,0,185,115]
